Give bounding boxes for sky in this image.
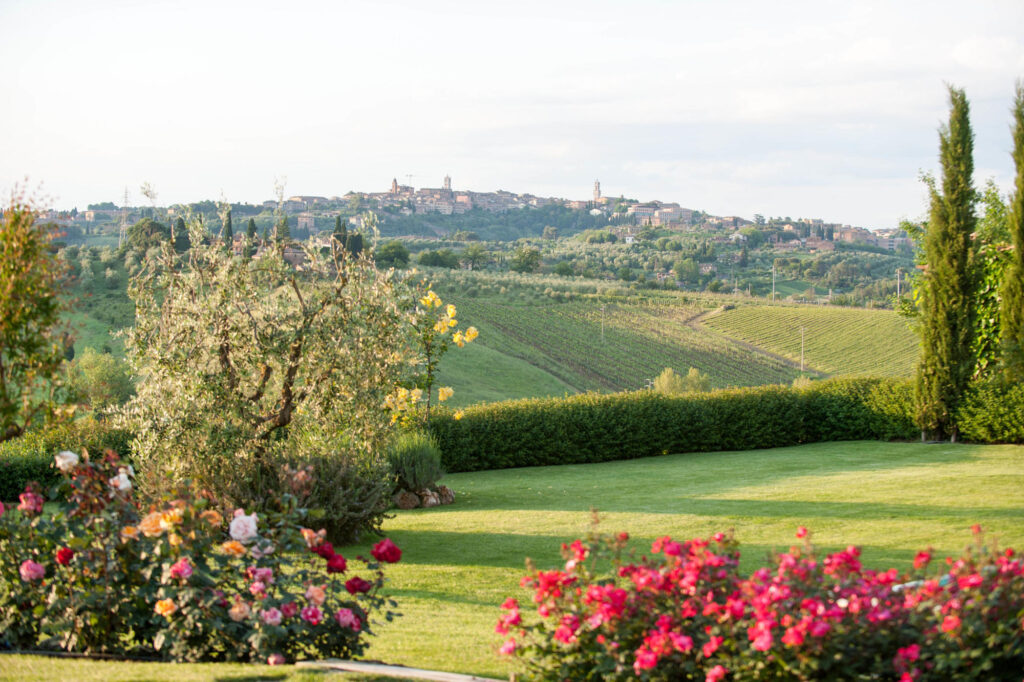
[2,0,1023,229]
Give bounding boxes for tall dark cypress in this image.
[245,218,257,259]
[276,215,291,243]
[916,86,977,441]
[333,215,348,247]
[222,209,233,251]
[1001,83,1024,380]
[173,216,190,252]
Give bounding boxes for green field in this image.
[6,440,1020,680]
[437,297,801,403]
[702,303,919,377]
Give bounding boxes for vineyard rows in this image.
[701,304,919,377]
[448,297,800,392]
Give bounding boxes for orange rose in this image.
[160,508,183,530]
[200,509,223,528]
[139,512,164,537]
[120,525,141,542]
[154,599,177,617]
[221,540,247,557]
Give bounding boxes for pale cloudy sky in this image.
[2,0,1023,228]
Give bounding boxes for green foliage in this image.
[0,417,132,500]
[1002,83,1024,380]
[65,347,134,414]
[0,196,72,443]
[418,248,460,269]
[916,86,977,441]
[957,378,1024,443]
[275,214,291,242]
[375,240,410,268]
[126,218,171,252]
[119,218,414,537]
[653,367,709,395]
[427,377,918,473]
[510,245,541,273]
[386,431,445,492]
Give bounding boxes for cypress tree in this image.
[346,232,363,257]
[222,209,233,251]
[333,215,348,247]
[173,216,190,252]
[245,218,257,259]
[1001,83,1024,380]
[276,215,291,243]
[915,86,977,442]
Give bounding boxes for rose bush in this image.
[0,451,401,663]
[499,524,1024,681]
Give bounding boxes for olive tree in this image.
[120,217,417,539]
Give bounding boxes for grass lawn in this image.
[3,440,1022,680]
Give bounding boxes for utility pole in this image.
[896,267,902,299]
[772,264,776,302]
[800,326,805,373]
[118,186,130,248]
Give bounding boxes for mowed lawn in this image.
[3,441,1022,680]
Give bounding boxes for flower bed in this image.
[0,450,401,664]
[499,523,1024,680]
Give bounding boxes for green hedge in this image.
[428,377,918,473]
[958,379,1024,443]
[0,419,132,501]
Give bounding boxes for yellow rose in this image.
[446,304,456,318]
[433,319,448,334]
[410,388,423,403]
[438,386,454,402]
[454,410,465,420]
[448,318,457,328]
[464,326,479,342]
[139,512,165,538]
[160,508,183,530]
[452,331,465,347]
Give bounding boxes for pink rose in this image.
[229,511,259,543]
[498,638,517,655]
[300,605,322,625]
[0,500,5,516]
[334,607,361,631]
[18,489,44,515]
[266,653,286,666]
[281,601,299,618]
[371,538,402,563]
[19,560,45,581]
[706,665,728,682]
[169,557,193,580]
[796,526,808,539]
[305,584,327,606]
[261,607,282,626]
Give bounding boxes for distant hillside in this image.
[701,304,919,377]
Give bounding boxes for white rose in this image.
[108,472,132,492]
[229,512,260,543]
[55,450,79,472]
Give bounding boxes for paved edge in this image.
[296,659,505,681]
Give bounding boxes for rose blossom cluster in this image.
[499,527,1024,681]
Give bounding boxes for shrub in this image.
[957,378,1024,443]
[0,451,401,662]
[0,418,131,501]
[499,525,1024,681]
[428,377,918,473]
[387,431,445,492]
[65,347,134,414]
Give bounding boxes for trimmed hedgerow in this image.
[429,377,918,473]
[0,418,131,501]
[957,378,1024,444]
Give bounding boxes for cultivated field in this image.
[702,303,919,377]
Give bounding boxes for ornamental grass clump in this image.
[0,450,401,663]
[499,523,1024,681]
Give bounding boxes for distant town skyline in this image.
[2,0,1023,229]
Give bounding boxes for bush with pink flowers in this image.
[498,523,1024,681]
[0,450,401,663]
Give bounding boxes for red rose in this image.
[326,553,347,573]
[371,538,402,563]
[312,541,335,559]
[345,576,373,594]
[280,601,299,618]
[55,547,74,566]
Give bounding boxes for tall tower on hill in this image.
[391,178,398,194]
[594,179,601,202]
[443,174,451,191]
